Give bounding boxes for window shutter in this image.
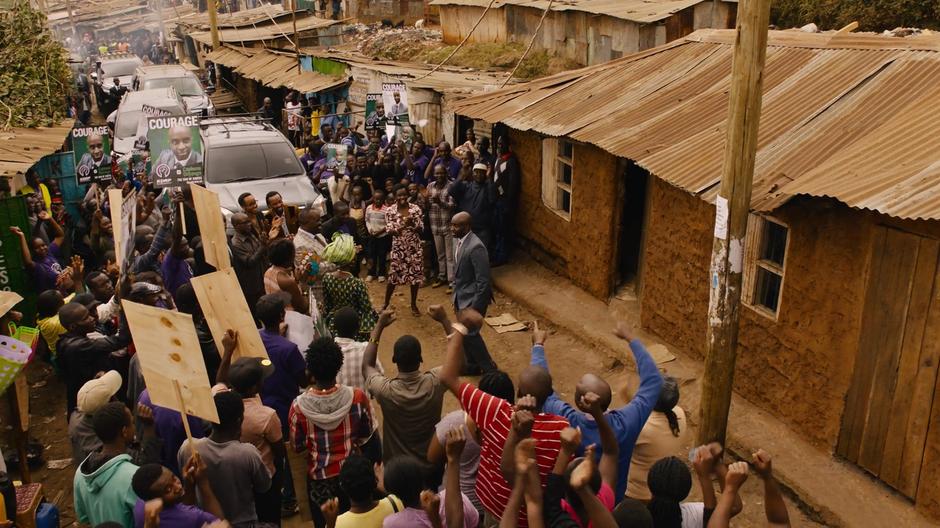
[541,137,557,208]
[741,213,761,307]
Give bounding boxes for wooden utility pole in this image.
[291,0,301,73]
[207,0,221,50]
[697,0,773,446]
[65,0,77,39]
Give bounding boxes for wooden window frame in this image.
[742,214,789,320]
[541,137,573,221]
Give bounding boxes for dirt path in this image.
[10,280,823,526]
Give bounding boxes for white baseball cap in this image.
[77,370,122,413]
[472,163,488,172]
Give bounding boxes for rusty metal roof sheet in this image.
[188,14,339,44]
[428,0,712,24]
[0,121,74,177]
[299,48,509,94]
[451,28,940,220]
[208,46,347,93]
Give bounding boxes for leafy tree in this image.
[771,0,940,32]
[0,0,71,128]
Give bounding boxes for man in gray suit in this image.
[451,211,496,374]
[150,125,202,181]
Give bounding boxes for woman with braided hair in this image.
[627,376,688,501]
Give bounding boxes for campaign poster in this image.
[72,125,112,185]
[147,114,204,188]
[382,83,409,140]
[324,143,347,174]
[364,93,385,131]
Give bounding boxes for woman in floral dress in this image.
[321,233,377,340]
[382,185,424,315]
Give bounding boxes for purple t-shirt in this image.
[259,328,306,426]
[133,500,217,528]
[33,242,63,292]
[402,156,430,186]
[138,389,206,476]
[382,491,479,528]
[161,253,193,297]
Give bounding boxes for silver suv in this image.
[133,64,214,116]
[200,116,325,223]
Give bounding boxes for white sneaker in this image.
[365,276,375,282]
[378,276,386,283]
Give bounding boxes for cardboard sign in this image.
[364,93,385,131]
[382,83,409,139]
[190,267,268,361]
[189,184,230,270]
[324,143,347,175]
[108,188,137,274]
[122,300,219,423]
[72,126,112,185]
[147,115,204,188]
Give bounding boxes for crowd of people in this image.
[5,88,794,528]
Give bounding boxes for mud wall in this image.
[640,181,871,448]
[510,129,620,299]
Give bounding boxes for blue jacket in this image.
[531,340,663,499]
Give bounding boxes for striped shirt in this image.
[458,383,569,526]
[288,386,375,480]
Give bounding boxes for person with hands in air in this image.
[689,442,742,527]
[383,427,477,528]
[530,321,662,500]
[706,461,750,528]
[131,451,226,528]
[499,438,543,528]
[434,305,568,527]
[11,208,66,292]
[363,309,447,462]
[712,450,790,528]
[543,437,618,528]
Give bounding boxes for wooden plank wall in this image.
[439,5,506,44]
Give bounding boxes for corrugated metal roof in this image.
[208,46,347,93]
[428,0,711,24]
[188,14,339,44]
[450,28,940,220]
[0,121,74,177]
[300,48,509,94]
[172,3,299,29]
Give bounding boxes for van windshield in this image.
[143,77,203,97]
[205,142,303,183]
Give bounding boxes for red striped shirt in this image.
[458,382,569,526]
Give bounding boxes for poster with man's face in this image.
[72,126,112,185]
[147,115,204,188]
[382,83,409,140]
[365,93,385,131]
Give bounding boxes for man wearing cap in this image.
[448,162,498,250]
[218,355,287,524]
[70,371,123,466]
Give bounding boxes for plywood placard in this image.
[121,300,219,423]
[190,267,268,360]
[189,183,230,270]
[0,292,23,319]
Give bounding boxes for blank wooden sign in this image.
[122,300,219,423]
[189,183,231,270]
[190,267,268,360]
[0,292,23,318]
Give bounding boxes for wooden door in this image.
[837,226,940,498]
